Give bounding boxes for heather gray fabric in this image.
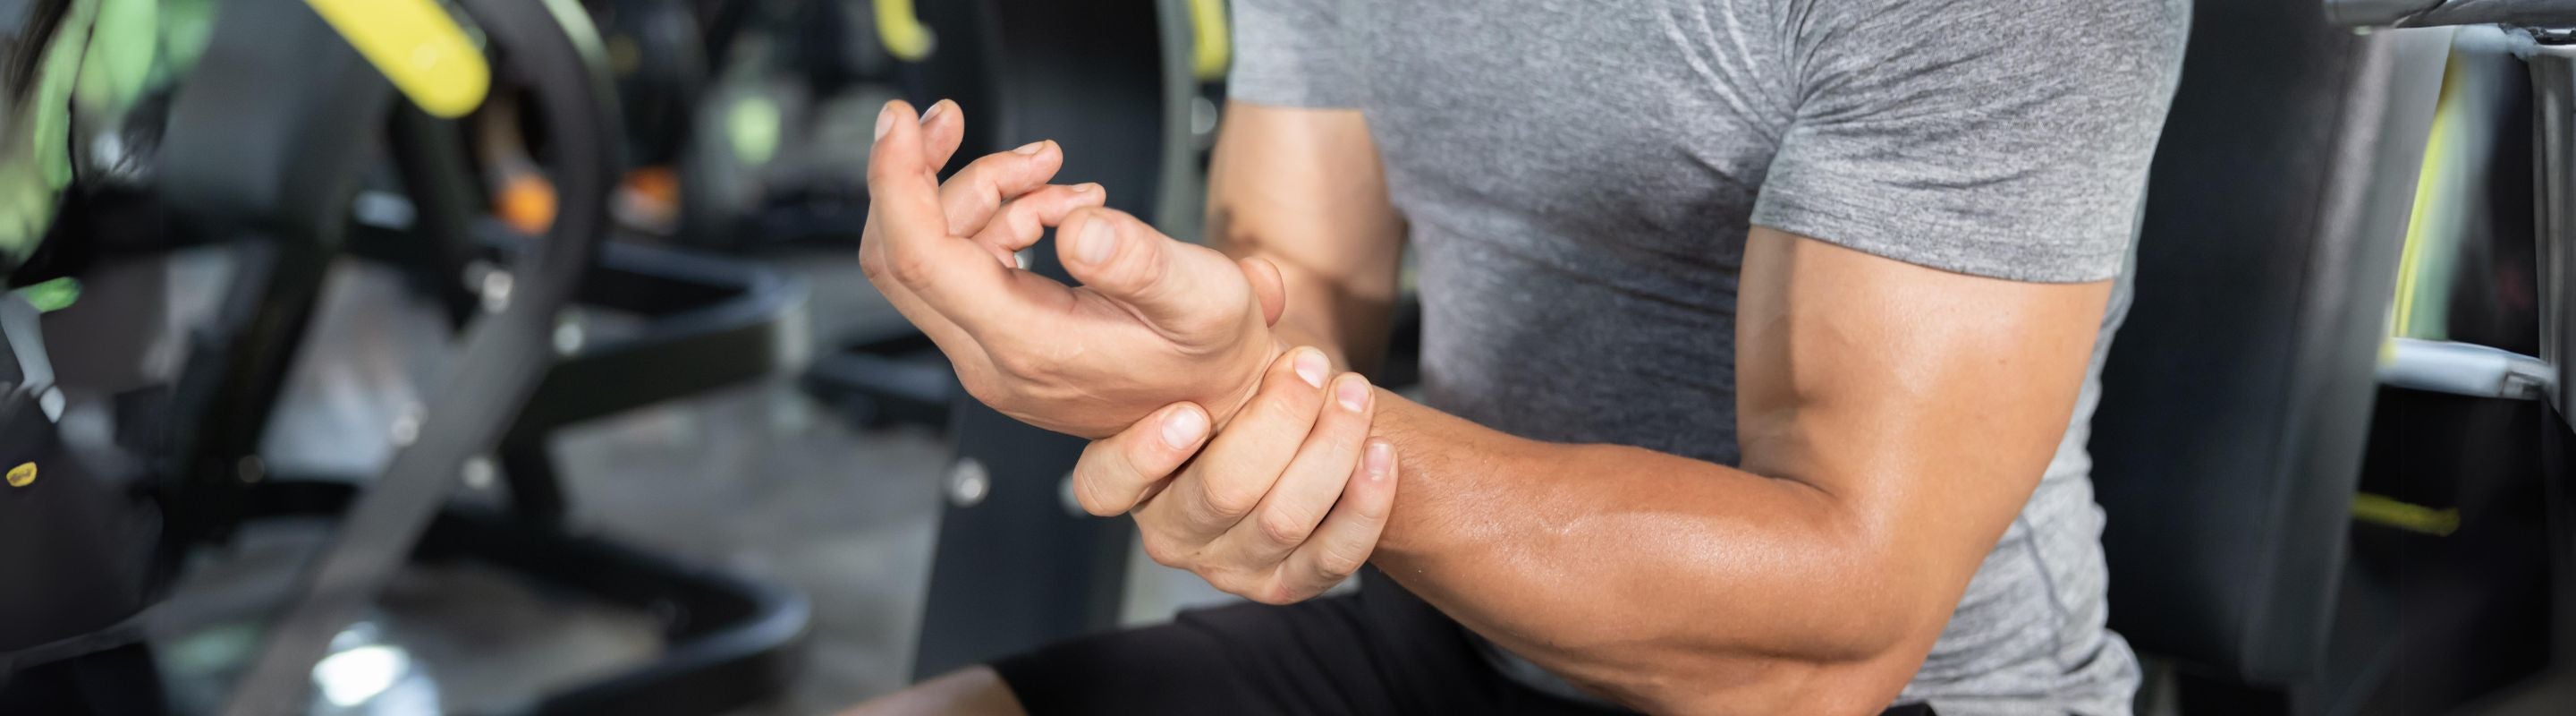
[1230,0,2189,713]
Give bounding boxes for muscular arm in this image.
[1204,103,1405,372]
[1203,101,2113,712]
[1363,227,2112,713]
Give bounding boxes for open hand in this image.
[859,98,1288,438]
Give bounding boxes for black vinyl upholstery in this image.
[2089,2,2450,686]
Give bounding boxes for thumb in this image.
[1059,208,1252,336]
[1241,257,1286,327]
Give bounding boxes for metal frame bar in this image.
[907,0,1180,679]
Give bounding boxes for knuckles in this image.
[1197,477,1266,522]
[1071,473,1123,517]
[857,246,890,284]
[1138,532,1188,569]
[1314,541,1369,580]
[881,246,938,288]
[1255,507,1318,548]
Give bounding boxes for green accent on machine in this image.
[17,277,79,312]
[0,0,212,278]
[0,0,97,271]
[726,94,784,166]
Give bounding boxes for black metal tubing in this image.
[217,0,622,710]
[154,0,392,545]
[801,327,961,431]
[506,240,810,438]
[908,0,1173,680]
[240,479,809,716]
[2527,31,2576,684]
[386,107,489,328]
[342,211,811,439]
[499,238,809,524]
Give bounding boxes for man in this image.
[849,0,2189,712]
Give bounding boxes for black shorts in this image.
[991,568,1935,715]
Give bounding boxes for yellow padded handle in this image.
[305,0,490,118]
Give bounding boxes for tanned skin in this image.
[846,102,2109,715]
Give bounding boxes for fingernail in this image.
[1163,407,1208,449]
[1077,218,1115,265]
[1013,141,1047,156]
[1071,183,1100,194]
[919,100,946,124]
[1365,441,1394,481]
[874,102,898,141]
[1294,349,1328,388]
[1335,375,1370,412]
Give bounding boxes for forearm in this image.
[1365,393,1942,713]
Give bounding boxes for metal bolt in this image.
[479,269,515,314]
[462,456,496,490]
[947,458,990,507]
[553,316,585,355]
[389,407,423,447]
[236,456,264,484]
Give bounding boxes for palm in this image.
[858,99,1284,439]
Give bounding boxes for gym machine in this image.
[2089,0,2576,712]
[2346,0,2576,710]
[0,0,810,712]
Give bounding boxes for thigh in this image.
[992,568,1936,715]
[990,567,1627,716]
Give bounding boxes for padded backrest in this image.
[2089,1,2449,685]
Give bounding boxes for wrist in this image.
[1211,336,1294,431]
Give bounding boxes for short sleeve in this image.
[1227,0,1361,108]
[1750,0,2190,283]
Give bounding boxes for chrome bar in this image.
[2535,39,2576,419]
[2327,0,2576,29]
[2380,337,2555,398]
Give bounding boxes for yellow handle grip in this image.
[876,0,936,63]
[305,0,490,118]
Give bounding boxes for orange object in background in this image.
[625,166,679,209]
[617,166,682,231]
[496,172,557,235]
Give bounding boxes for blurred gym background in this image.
[0,0,2572,714]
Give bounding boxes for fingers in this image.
[1058,207,1255,336]
[1213,373,1375,567]
[1241,257,1286,327]
[857,100,974,344]
[1070,402,1212,517]
[1148,347,1334,540]
[939,140,1066,237]
[918,98,964,172]
[970,183,1107,267]
[1274,439,1398,601]
[862,100,1054,335]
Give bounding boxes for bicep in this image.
[1733,226,2108,603]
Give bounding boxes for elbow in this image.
[1629,661,1919,716]
[1618,531,1941,712]
[1622,618,1926,715]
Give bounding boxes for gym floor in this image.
[171,248,1228,715]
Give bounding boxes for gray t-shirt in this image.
[1231,0,2189,713]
